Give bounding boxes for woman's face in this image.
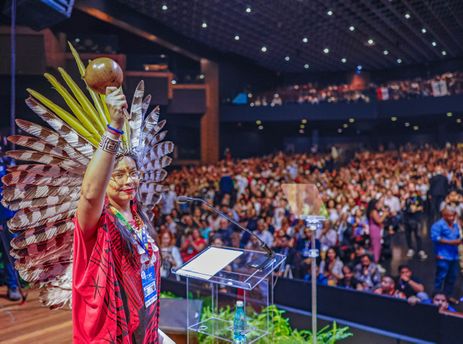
[327,248,336,260]
[161,232,171,247]
[107,156,140,206]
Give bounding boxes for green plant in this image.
[198,304,352,343]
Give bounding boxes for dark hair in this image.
[366,199,378,219]
[398,264,410,273]
[432,291,448,300]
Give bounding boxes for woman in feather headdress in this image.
[2,46,174,343]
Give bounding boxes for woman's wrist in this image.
[109,120,125,131]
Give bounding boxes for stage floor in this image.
[0,287,72,343]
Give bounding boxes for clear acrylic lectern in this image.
[172,246,286,343]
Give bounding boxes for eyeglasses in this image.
[111,170,141,183]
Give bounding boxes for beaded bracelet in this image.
[107,124,124,136]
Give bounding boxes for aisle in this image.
[0,287,72,343]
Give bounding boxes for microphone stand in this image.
[177,196,275,270]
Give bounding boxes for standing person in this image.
[367,198,388,263]
[431,206,461,298]
[429,166,449,222]
[403,183,427,259]
[1,61,175,343]
[159,231,183,279]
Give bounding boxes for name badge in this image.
[141,265,157,308]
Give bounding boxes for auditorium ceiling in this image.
[116,0,463,72]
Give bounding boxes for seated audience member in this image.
[160,231,183,279]
[303,264,328,286]
[429,292,456,313]
[274,234,299,278]
[319,247,344,286]
[180,228,207,262]
[354,254,382,291]
[338,265,362,290]
[397,265,428,300]
[374,275,406,299]
[254,218,274,248]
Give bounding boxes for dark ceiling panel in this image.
[115,0,463,73]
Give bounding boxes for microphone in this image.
[176,196,274,259]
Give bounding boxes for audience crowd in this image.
[156,144,463,315]
[247,71,463,106]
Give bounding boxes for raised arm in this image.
[77,87,127,239]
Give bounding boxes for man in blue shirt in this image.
[431,205,461,297]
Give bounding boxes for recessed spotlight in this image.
[447,112,453,117]
[75,38,80,43]
[404,13,411,19]
[248,93,253,98]
[349,118,355,123]
[413,125,419,131]
[285,56,290,61]
[343,123,348,128]
[171,79,177,85]
[337,128,343,133]
[367,38,374,45]
[250,103,254,107]
[256,120,262,125]
[201,22,208,29]
[442,50,447,56]
[432,41,437,47]
[299,129,305,134]
[261,46,267,52]
[199,74,205,79]
[258,125,264,130]
[160,54,166,58]
[304,64,309,69]
[327,10,333,16]
[302,37,308,43]
[300,124,305,129]
[234,35,240,41]
[397,58,402,64]
[421,28,427,34]
[349,25,355,32]
[405,122,410,127]
[383,50,389,55]
[301,119,308,124]
[246,6,252,13]
[341,58,347,63]
[391,116,398,122]
[323,48,330,54]
[457,118,462,123]
[161,4,168,11]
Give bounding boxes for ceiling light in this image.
[383,50,389,55]
[171,79,177,85]
[246,6,252,13]
[356,65,363,71]
[349,118,355,123]
[256,120,262,125]
[447,112,453,117]
[442,50,447,56]
[327,10,333,16]
[199,74,205,79]
[338,128,343,133]
[404,13,411,19]
[248,93,253,97]
[299,129,305,134]
[234,35,240,41]
[343,123,348,128]
[304,64,309,69]
[391,116,397,122]
[258,125,264,130]
[367,38,374,45]
[160,54,166,58]
[300,124,305,129]
[457,118,462,123]
[349,25,355,32]
[432,41,437,47]
[261,46,267,52]
[413,125,419,131]
[285,56,290,61]
[323,48,330,54]
[405,122,410,127]
[250,102,254,107]
[301,119,307,124]
[161,4,168,11]
[201,22,208,29]
[421,28,427,34]
[302,37,308,43]
[341,58,347,63]
[397,58,402,64]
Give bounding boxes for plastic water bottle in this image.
[233,300,247,343]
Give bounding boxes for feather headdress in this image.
[2,44,174,308]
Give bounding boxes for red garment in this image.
[72,206,160,343]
